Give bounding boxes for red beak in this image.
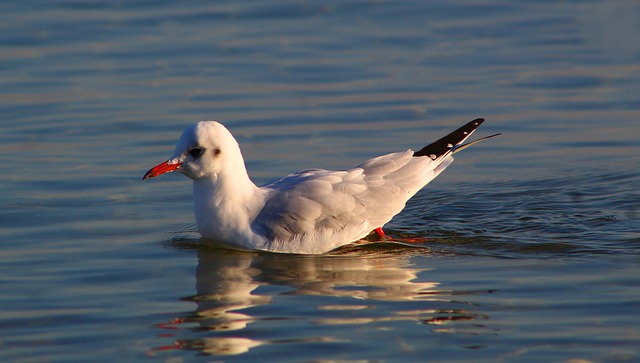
[143,161,182,180]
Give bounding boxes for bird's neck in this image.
[192,168,268,247]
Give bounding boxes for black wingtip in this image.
[413,118,485,159]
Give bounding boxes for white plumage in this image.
[143,119,496,254]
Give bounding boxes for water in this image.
[2,0,639,362]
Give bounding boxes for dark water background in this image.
[2,1,639,362]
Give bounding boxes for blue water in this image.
[2,1,639,362]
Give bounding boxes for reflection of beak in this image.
[142,160,182,180]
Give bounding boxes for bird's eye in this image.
[189,147,204,158]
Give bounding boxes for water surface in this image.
[1,1,639,362]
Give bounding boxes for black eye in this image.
[188,147,204,158]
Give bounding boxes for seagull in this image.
[143,118,499,254]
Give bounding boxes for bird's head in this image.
[143,121,240,181]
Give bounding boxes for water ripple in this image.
[397,168,640,258]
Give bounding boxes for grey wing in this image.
[254,168,370,242]
[354,149,446,228]
[253,150,444,250]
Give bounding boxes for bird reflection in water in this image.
[150,241,493,356]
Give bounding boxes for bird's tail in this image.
[413,118,500,161]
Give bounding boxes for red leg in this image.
[369,228,430,245]
[401,236,430,244]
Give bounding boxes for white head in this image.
[143,121,245,181]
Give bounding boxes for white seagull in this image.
[143,119,499,254]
